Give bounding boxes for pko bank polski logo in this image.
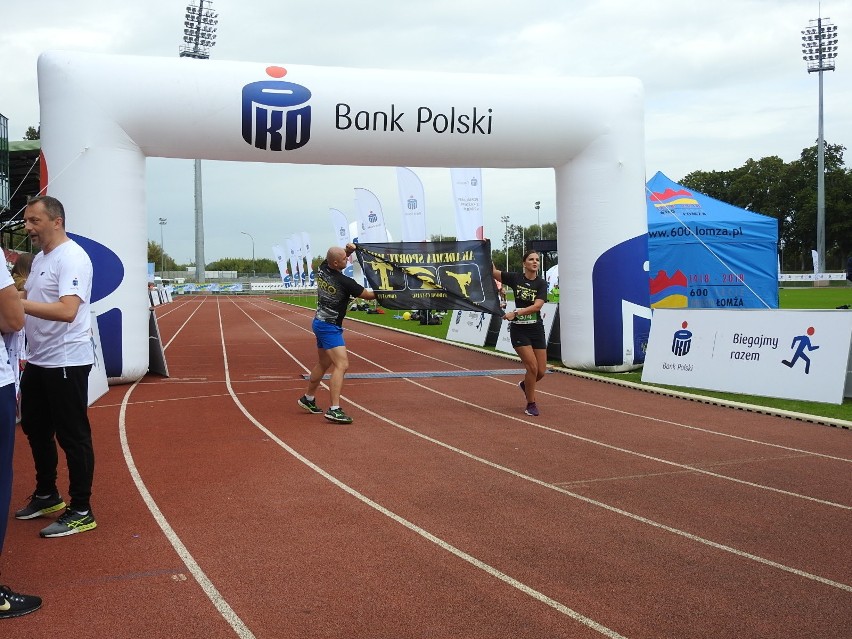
[242,66,312,151]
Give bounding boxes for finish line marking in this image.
[302,368,535,380]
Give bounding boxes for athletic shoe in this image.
[39,509,97,538]
[518,380,526,395]
[297,395,322,414]
[525,402,539,417]
[14,493,65,520]
[0,585,42,619]
[325,407,353,424]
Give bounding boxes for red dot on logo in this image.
[807,326,815,336]
[682,321,688,329]
[266,66,287,78]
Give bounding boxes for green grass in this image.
[273,288,852,424]
[779,286,851,309]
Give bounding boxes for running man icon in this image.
[781,326,819,374]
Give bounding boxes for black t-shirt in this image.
[501,271,547,324]
[315,260,365,326]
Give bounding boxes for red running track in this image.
[5,295,851,639]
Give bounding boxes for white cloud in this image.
[2,0,850,264]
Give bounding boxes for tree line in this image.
[681,141,850,272]
[487,141,850,274]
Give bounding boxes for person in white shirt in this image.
[0,256,42,617]
[13,196,96,539]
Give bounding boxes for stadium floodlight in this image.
[158,218,167,273]
[179,0,218,60]
[178,1,219,284]
[501,215,510,270]
[241,231,255,277]
[800,14,839,276]
[534,200,541,240]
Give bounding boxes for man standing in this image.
[14,195,96,538]
[298,243,375,424]
[0,248,41,617]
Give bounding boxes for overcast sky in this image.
[2,0,850,264]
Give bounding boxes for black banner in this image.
[354,240,503,316]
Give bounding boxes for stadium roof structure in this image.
[3,139,41,230]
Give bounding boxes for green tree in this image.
[147,240,179,272]
[681,142,851,271]
[23,125,40,140]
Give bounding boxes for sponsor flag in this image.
[451,168,483,240]
[288,236,301,282]
[301,231,312,277]
[329,208,350,248]
[354,188,388,243]
[396,167,427,242]
[354,240,503,315]
[272,244,289,285]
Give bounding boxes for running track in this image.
[5,295,851,639]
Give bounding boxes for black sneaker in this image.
[325,407,353,424]
[297,395,322,414]
[525,402,539,417]
[39,509,97,538]
[0,585,42,619]
[14,493,65,520]
[518,380,526,395]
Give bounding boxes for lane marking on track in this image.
[120,301,257,639]
[214,299,630,639]
[231,297,852,591]
[246,298,852,504]
[260,298,852,464]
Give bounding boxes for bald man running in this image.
[298,243,376,424]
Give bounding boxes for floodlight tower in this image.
[801,14,838,275]
[241,231,255,277]
[534,201,541,240]
[159,217,167,273]
[501,215,510,270]
[180,0,218,283]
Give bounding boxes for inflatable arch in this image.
[36,51,651,383]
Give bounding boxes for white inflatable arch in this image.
[37,51,650,383]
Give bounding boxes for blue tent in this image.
[647,171,778,309]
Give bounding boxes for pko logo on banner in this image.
[242,66,311,151]
[671,321,692,356]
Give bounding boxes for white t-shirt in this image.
[24,239,94,367]
[0,269,17,388]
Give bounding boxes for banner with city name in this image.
[354,240,503,316]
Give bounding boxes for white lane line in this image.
[261,297,852,464]
[248,298,851,508]
[342,313,852,464]
[234,298,852,592]
[366,362,852,510]
[218,299,629,638]
[119,302,256,639]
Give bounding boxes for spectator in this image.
[0,250,41,617]
[14,196,96,538]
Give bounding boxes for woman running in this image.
[493,250,548,416]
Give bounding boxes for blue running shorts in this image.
[313,317,345,350]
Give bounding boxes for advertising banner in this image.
[446,309,494,347]
[642,309,852,404]
[451,168,483,241]
[397,167,427,242]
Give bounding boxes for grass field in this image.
[272,287,852,424]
